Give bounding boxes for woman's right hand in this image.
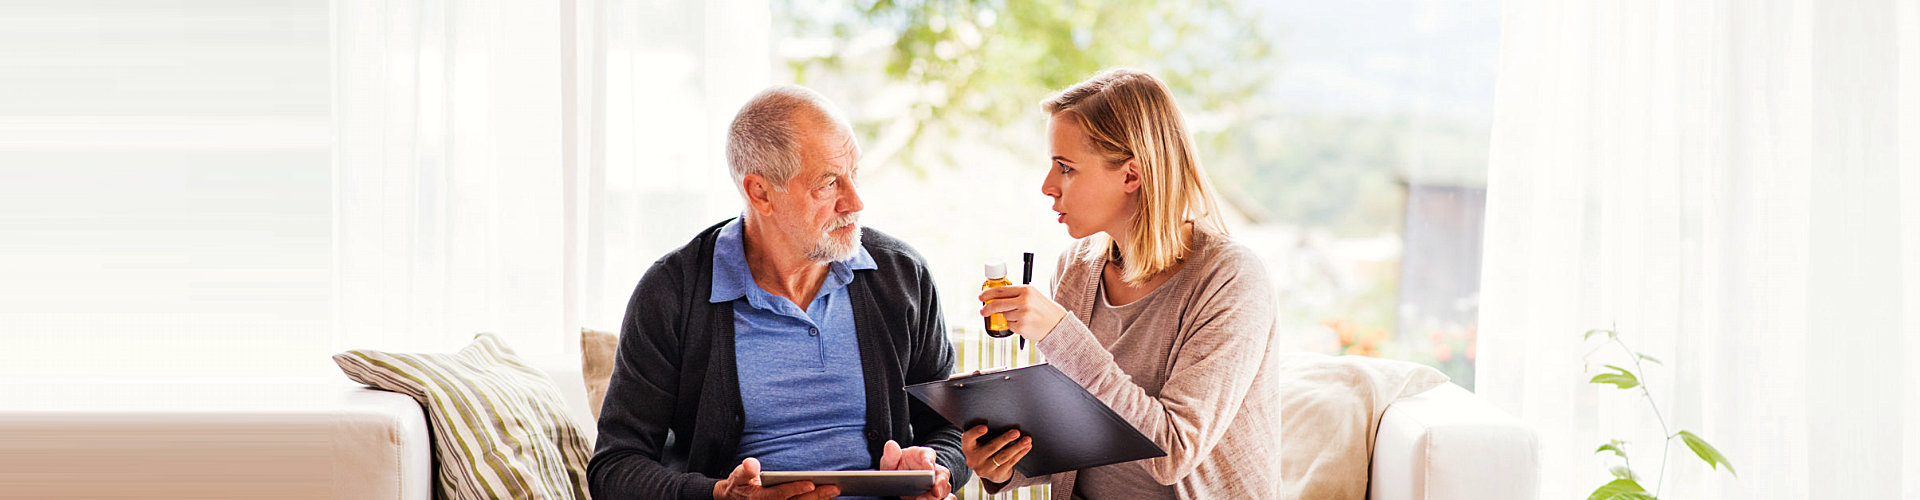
[961,425,1034,484]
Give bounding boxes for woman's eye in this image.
[1056,161,1073,174]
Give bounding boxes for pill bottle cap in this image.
[984,260,1007,279]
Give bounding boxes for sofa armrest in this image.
[1368,383,1539,500]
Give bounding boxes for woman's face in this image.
[1041,113,1138,240]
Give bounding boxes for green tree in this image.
[777,0,1277,172]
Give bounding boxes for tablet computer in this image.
[759,470,935,497]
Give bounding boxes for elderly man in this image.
[588,85,968,500]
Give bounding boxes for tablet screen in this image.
[759,470,935,497]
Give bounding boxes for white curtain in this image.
[332,0,768,368]
[1478,0,1919,498]
[333,0,571,365]
[573,0,769,336]
[0,1,335,380]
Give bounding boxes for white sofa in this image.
[0,368,592,500]
[0,373,1534,499]
[1370,383,1540,500]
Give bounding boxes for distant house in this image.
[1396,181,1486,341]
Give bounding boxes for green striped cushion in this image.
[334,333,591,500]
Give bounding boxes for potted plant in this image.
[1582,328,1737,499]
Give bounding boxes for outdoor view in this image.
[773,0,1498,395]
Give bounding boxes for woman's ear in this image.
[1120,159,1143,194]
[743,174,777,216]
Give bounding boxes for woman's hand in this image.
[978,285,1068,343]
[960,426,1034,484]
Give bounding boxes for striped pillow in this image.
[334,333,591,500]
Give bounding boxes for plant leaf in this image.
[1608,465,1636,481]
[1595,440,1628,460]
[1676,430,1737,477]
[1636,353,1663,365]
[1585,478,1652,500]
[1590,365,1641,390]
[1584,329,1616,340]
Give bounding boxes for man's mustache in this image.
[823,213,860,232]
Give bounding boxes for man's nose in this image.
[839,181,865,214]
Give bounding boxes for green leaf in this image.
[1595,440,1628,460]
[1590,365,1641,390]
[1608,465,1636,481]
[1584,329,1617,341]
[1636,353,1663,365]
[1676,430,1737,477]
[1586,478,1653,500]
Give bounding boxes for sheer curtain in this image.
[0,2,335,380]
[572,0,769,335]
[332,0,768,368]
[1478,0,1918,498]
[333,0,571,366]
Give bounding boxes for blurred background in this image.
[0,0,1495,389]
[771,0,1498,389]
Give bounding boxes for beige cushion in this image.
[334,333,591,500]
[580,328,619,421]
[1275,353,1449,499]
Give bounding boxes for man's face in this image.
[770,122,864,263]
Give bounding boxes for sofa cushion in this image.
[0,381,432,500]
[1274,352,1449,499]
[580,328,618,421]
[335,333,591,500]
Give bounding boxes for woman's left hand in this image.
[978,285,1068,343]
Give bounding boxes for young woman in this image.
[969,69,1284,498]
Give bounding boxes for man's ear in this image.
[1120,159,1143,194]
[743,174,777,216]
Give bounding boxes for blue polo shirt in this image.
[709,217,876,477]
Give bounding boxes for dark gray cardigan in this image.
[587,219,971,499]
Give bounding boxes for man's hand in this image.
[712,457,841,500]
[879,440,955,500]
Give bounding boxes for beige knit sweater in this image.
[987,228,1284,499]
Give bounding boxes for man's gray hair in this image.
[726,85,850,194]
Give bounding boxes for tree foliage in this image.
[777,0,1277,172]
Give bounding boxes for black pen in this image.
[1020,252,1033,350]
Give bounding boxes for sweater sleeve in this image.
[587,264,723,500]
[1035,248,1277,486]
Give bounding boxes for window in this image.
[0,1,334,379]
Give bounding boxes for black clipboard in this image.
[905,363,1166,477]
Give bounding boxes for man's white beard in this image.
[804,213,862,263]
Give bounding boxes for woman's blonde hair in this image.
[1042,68,1228,285]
